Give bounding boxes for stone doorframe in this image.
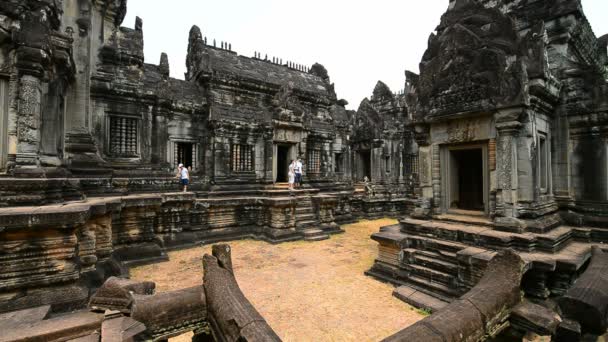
[0,77,8,172]
[167,138,199,171]
[440,142,490,215]
[272,142,297,183]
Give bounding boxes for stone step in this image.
[405,235,468,256]
[302,229,329,241]
[297,220,318,229]
[304,235,330,242]
[401,263,457,287]
[401,249,459,275]
[434,213,493,227]
[531,226,573,253]
[393,285,449,313]
[403,274,461,301]
[569,226,608,242]
[412,248,460,265]
[401,218,573,253]
[302,228,324,236]
[296,213,316,221]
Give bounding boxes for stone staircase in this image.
[367,215,594,311]
[295,195,329,241]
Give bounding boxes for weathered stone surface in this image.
[100,312,146,342]
[88,277,155,312]
[383,250,525,342]
[0,311,104,342]
[510,301,561,336]
[203,244,281,341]
[0,305,50,329]
[558,247,608,335]
[131,286,207,341]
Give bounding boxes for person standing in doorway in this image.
[288,159,295,191]
[178,163,190,192]
[294,157,303,188]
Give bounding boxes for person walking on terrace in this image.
[294,157,303,188]
[288,159,296,192]
[178,163,190,192]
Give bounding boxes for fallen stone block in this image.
[558,246,608,335]
[0,311,104,342]
[510,301,561,336]
[0,305,50,330]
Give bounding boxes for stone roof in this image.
[143,64,206,107]
[201,47,331,96]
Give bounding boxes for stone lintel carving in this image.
[93,0,128,27]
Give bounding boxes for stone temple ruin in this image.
[0,0,607,341]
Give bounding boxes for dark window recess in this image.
[175,142,196,169]
[385,156,391,172]
[308,149,321,173]
[109,116,138,157]
[404,154,419,175]
[335,153,343,173]
[231,144,253,172]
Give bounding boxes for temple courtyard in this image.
[131,219,424,341]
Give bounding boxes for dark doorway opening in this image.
[451,148,484,211]
[276,145,290,182]
[358,150,372,181]
[177,142,193,169]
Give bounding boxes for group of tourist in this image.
[176,157,305,193]
[288,158,303,191]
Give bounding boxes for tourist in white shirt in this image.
[178,163,190,192]
[294,158,303,188]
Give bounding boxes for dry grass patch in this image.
[131,218,423,341]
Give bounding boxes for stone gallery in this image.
[0,0,607,341]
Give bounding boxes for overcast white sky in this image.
[123,0,608,110]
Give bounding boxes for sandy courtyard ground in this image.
[130,218,423,341]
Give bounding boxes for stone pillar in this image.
[15,74,42,174]
[264,128,274,183]
[212,130,228,182]
[299,132,308,181]
[398,142,404,184]
[321,141,331,177]
[494,110,524,231]
[411,123,432,218]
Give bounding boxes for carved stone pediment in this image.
[415,0,527,119]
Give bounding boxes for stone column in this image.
[213,130,228,182]
[263,128,274,183]
[15,74,42,173]
[411,123,432,218]
[398,142,404,184]
[494,112,524,231]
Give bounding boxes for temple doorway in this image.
[176,142,194,169]
[276,145,289,182]
[357,150,372,181]
[273,143,296,183]
[442,144,488,214]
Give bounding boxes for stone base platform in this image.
[0,190,343,313]
[367,215,599,308]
